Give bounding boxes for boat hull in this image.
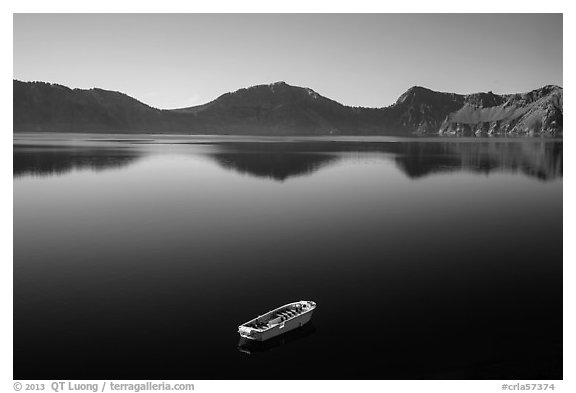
[238,322,316,354]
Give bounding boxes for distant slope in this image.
[13,80,563,136]
[13,80,167,132]
[439,85,562,136]
[171,81,363,135]
[380,86,465,134]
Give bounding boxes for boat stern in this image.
[238,326,257,340]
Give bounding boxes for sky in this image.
[13,13,562,109]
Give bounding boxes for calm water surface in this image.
[13,134,563,379]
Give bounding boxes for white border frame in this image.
[3,3,572,393]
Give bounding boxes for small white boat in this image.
[238,300,316,341]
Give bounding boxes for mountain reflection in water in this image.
[205,140,563,181]
[212,152,339,181]
[391,141,563,180]
[13,139,563,182]
[13,145,142,178]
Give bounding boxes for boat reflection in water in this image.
[237,323,316,355]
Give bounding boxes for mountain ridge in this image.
[13,80,562,136]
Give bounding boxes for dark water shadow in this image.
[13,145,143,178]
[237,323,316,355]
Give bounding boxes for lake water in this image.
[13,133,563,379]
